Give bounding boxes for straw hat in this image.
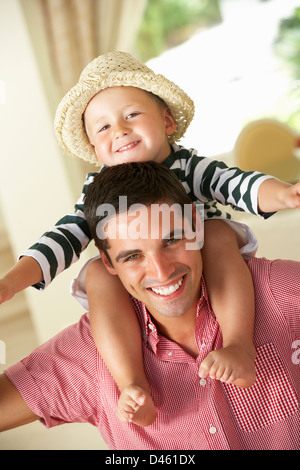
[54,51,195,165]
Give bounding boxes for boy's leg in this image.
[0,373,39,432]
[200,219,256,388]
[86,258,157,426]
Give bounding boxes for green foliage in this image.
[137,0,221,61]
[275,7,300,79]
[274,7,300,129]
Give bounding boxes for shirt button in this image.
[209,425,217,434]
[168,352,173,356]
[148,323,154,331]
[199,378,207,386]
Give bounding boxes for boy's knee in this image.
[204,219,239,247]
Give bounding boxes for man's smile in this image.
[147,275,186,298]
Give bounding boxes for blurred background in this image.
[0,0,299,449]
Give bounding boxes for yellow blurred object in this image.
[234,119,300,183]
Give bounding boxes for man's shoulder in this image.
[249,257,300,320]
[248,257,300,285]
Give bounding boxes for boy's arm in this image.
[0,256,43,304]
[257,178,300,213]
[0,172,98,304]
[184,153,274,217]
[23,172,98,289]
[13,172,97,293]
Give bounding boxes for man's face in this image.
[101,204,203,324]
[84,86,176,166]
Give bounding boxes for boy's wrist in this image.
[0,277,16,303]
[257,178,291,213]
[2,257,43,296]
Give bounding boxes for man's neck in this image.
[149,305,199,359]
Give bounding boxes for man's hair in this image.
[84,161,193,253]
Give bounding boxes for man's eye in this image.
[164,234,184,246]
[125,254,140,262]
[165,238,178,246]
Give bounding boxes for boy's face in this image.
[84,86,177,166]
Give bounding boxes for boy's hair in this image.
[84,161,193,254]
[54,51,194,166]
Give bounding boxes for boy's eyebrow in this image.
[115,249,143,263]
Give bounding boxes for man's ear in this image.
[99,250,117,275]
[164,108,177,137]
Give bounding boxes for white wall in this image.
[0,0,95,342]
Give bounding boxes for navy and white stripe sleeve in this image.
[20,172,98,290]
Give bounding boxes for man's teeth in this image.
[151,277,183,296]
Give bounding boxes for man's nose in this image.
[147,253,175,283]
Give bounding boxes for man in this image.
[0,162,299,450]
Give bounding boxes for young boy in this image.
[1,52,299,427]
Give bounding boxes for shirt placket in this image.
[140,294,231,449]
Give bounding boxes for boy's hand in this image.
[283,180,300,209]
[258,178,300,213]
[0,257,43,307]
[0,279,15,304]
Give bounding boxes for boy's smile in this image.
[84,86,176,166]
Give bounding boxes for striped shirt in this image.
[5,258,300,450]
[21,144,273,289]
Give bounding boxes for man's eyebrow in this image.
[114,229,185,262]
[162,228,184,240]
[115,249,142,263]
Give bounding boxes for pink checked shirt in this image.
[5,258,300,450]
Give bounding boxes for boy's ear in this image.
[164,108,177,137]
[99,250,117,275]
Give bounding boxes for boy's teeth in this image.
[151,277,183,296]
[119,142,137,151]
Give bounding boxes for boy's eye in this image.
[126,112,140,119]
[98,124,110,132]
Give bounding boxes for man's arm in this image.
[0,374,39,432]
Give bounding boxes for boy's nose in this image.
[114,123,129,139]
